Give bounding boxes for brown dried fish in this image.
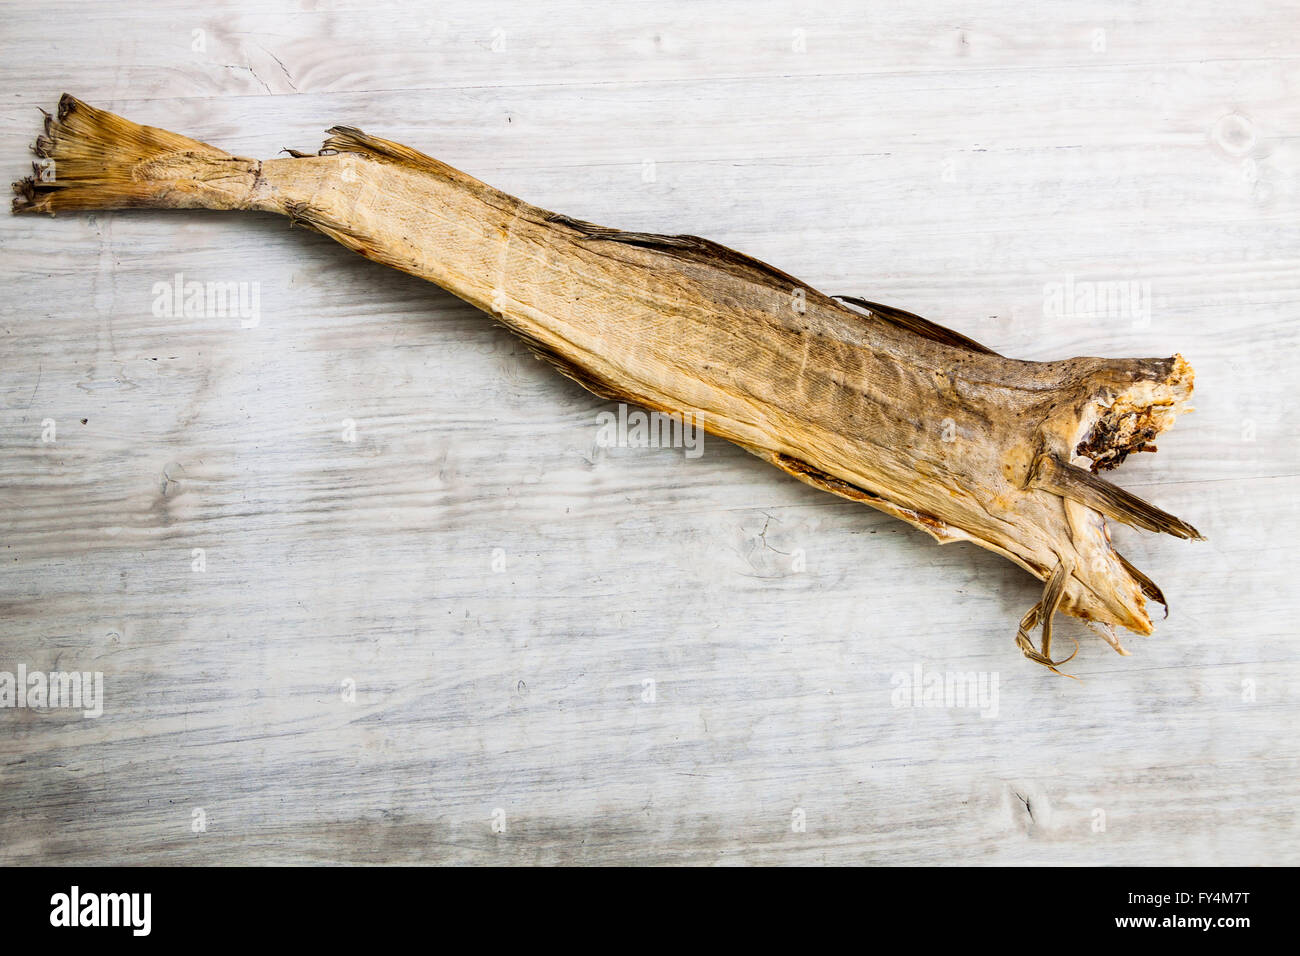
[13,95,1202,672]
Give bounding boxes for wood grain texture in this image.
[1,0,1297,865]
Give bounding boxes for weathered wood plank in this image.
[1,0,1296,865]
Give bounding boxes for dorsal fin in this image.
[547,214,1001,358]
[835,295,1000,356]
[545,213,842,309]
[321,125,498,195]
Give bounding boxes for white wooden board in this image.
[1,0,1297,864]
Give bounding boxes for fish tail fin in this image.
[13,94,249,215]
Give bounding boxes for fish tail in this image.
[12,94,254,215]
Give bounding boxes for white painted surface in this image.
[0,0,1296,864]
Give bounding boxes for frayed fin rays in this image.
[13,95,1204,673]
[1030,453,1203,541]
[1015,562,1080,678]
[1115,551,1169,619]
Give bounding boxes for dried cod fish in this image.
[12,95,1202,673]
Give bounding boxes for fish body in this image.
[14,95,1200,669]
